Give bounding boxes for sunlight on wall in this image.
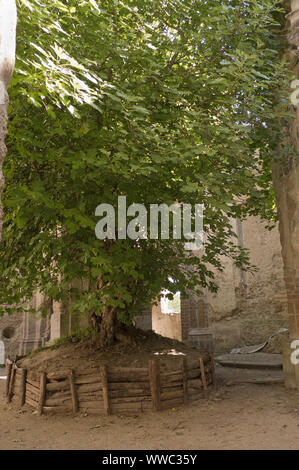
[0,340,5,365]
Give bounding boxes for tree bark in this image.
[88,311,101,332]
[98,306,116,347]
[0,0,17,242]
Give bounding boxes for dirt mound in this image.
[18,328,204,374]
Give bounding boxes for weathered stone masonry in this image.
[272,1,299,388]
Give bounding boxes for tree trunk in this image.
[0,0,17,242]
[272,1,299,388]
[88,311,101,332]
[98,306,116,347]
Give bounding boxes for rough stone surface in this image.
[215,352,283,370]
[147,214,288,353]
[152,304,181,341]
[271,2,299,386]
[203,217,288,352]
[0,312,23,360]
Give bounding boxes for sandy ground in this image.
[2,365,299,450]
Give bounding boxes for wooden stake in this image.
[38,372,47,415]
[5,359,12,398]
[100,364,110,415]
[199,357,207,392]
[7,366,16,403]
[69,369,79,413]
[149,358,161,411]
[182,358,189,405]
[19,368,27,407]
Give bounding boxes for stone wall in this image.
[271,0,299,387]
[135,306,152,331]
[152,304,182,341]
[180,294,208,342]
[146,215,287,352]
[0,312,23,361]
[151,290,209,345]
[0,292,52,360]
[149,215,287,352]
[205,217,288,352]
[205,218,286,319]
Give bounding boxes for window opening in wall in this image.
[2,326,15,339]
[160,290,181,314]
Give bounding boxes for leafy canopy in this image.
[0,0,289,323]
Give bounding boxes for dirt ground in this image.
[2,365,299,450]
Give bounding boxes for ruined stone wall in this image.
[135,306,152,331]
[147,214,287,352]
[0,291,53,360]
[270,0,299,388]
[205,217,288,352]
[151,290,208,344]
[272,1,299,340]
[180,294,208,342]
[152,303,182,341]
[0,312,23,362]
[49,279,91,344]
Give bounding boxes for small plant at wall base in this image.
[52,327,98,348]
[0,0,290,346]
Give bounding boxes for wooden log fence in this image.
[4,352,214,416]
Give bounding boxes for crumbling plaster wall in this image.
[152,303,182,342]
[148,214,287,352]
[205,217,288,352]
